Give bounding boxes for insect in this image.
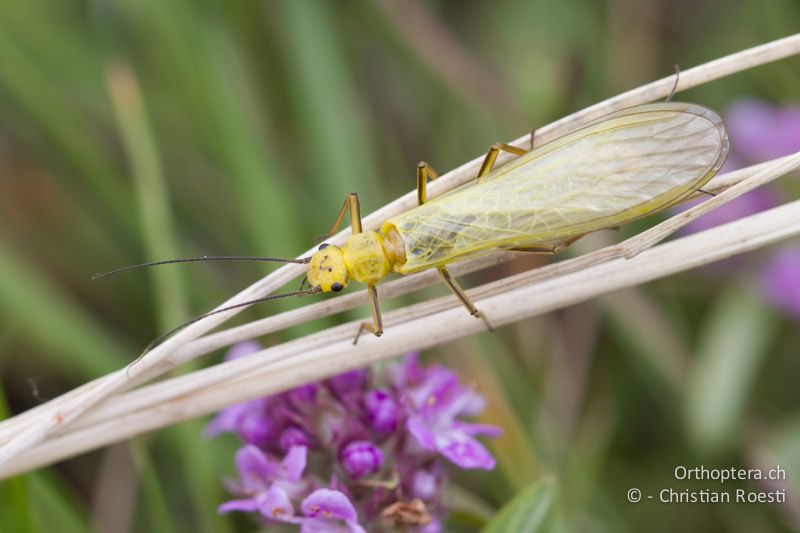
[97,102,728,346]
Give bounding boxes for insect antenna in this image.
[92,255,311,281]
[138,286,322,356]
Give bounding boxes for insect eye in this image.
[331,282,343,292]
[319,243,329,250]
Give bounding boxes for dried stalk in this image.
[3,195,800,477]
[20,154,800,435]
[0,154,792,445]
[0,33,798,470]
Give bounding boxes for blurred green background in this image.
[0,0,798,531]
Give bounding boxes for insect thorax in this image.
[341,231,393,285]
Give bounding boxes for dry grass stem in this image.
[0,153,793,446]
[3,195,800,477]
[41,153,800,427]
[0,34,798,471]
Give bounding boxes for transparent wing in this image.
[389,102,729,273]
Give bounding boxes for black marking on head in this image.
[331,282,344,292]
[319,243,329,250]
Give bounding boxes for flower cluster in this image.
[207,343,501,532]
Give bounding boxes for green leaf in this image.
[106,62,189,331]
[276,0,379,202]
[684,286,777,455]
[0,382,34,533]
[0,15,136,238]
[761,416,800,495]
[27,471,90,533]
[128,440,175,533]
[0,239,130,378]
[482,478,558,533]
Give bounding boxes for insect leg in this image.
[324,192,364,239]
[507,244,560,254]
[416,161,440,205]
[477,143,528,178]
[417,143,526,205]
[653,187,717,217]
[353,283,383,344]
[437,266,493,331]
[298,275,310,291]
[508,234,587,254]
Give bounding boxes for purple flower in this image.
[219,446,367,530]
[224,340,262,361]
[760,246,800,319]
[211,352,500,529]
[218,445,307,518]
[400,359,501,470]
[339,440,383,478]
[726,99,800,162]
[363,389,400,435]
[285,384,319,406]
[407,417,500,470]
[295,489,366,533]
[391,351,426,386]
[280,426,313,452]
[205,342,276,445]
[411,469,440,500]
[328,369,368,397]
[204,397,273,446]
[418,520,443,533]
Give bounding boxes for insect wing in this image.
[389,102,729,272]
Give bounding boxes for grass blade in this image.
[482,477,557,533]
